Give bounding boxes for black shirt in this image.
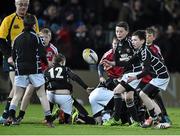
[12,28,47,75]
[44,64,88,92]
[136,44,169,79]
[115,37,142,73]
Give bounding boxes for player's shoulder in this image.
[49,43,58,52]
[1,13,16,23]
[103,49,113,57]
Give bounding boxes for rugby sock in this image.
[113,94,123,121]
[2,97,12,119]
[127,105,139,122]
[120,101,131,124]
[18,110,25,118]
[73,98,88,116]
[9,109,16,119]
[104,98,114,111]
[49,102,54,113]
[45,115,52,122]
[78,115,96,124]
[149,108,157,118]
[154,94,168,116]
[64,113,70,124]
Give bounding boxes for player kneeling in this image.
[45,53,93,124]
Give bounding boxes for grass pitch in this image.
[0,104,180,135]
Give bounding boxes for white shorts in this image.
[47,91,73,115]
[89,87,113,115]
[121,71,142,89]
[149,77,170,91]
[15,74,45,88]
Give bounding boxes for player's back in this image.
[45,65,72,91]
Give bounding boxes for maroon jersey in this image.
[100,49,124,78]
[142,44,163,83]
[41,43,58,71]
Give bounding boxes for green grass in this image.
[0,104,180,135]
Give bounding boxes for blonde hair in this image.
[15,0,29,3]
[40,28,52,38]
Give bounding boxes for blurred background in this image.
[0,0,180,106]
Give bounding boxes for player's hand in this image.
[86,87,94,94]
[102,59,115,66]
[8,56,14,66]
[99,77,106,83]
[127,76,137,83]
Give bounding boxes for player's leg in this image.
[0,71,15,123]
[103,82,126,126]
[30,74,54,127]
[4,86,25,125]
[16,84,35,123]
[154,93,172,123]
[125,91,140,124]
[73,97,88,116]
[89,87,114,124]
[139,84,160,127]
[36,85,53,127]
[53,94,73,124]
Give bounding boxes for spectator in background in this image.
[43,4,61,29]
[165,23,180,72]
[71,21,92,69]
[55,11,76,68]
[90,24,110,60]
[152,25,173,72]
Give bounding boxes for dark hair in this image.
[132,30,146,40]
[116,21,129,31]
[54,53,66,65]
[146,27,156,36]
[23,14,36,28]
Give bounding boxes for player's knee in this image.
[89,93,99,105]
[89,96,97,105]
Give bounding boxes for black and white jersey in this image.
[12,28,48,75]
[136,44,169,79]
[115,37,143,72]
[44,64,88,92]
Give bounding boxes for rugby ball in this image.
[82,48,98,64]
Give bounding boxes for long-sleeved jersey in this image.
[142,44,164,83]
[98,49,124,78]
[136,44,169,79]
[115,37,143,73]
[44,64,88,92]
[12,28,47,75]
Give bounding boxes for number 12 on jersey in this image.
[48,67,64,79]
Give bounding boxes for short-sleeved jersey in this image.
[44,64,88,92]
[100,49,124,78]
[136,44,169,79]
[0,13,39,45]
[41,43,59,71]
[115,37,142,73]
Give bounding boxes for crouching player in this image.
[89,37,131,125]
[45,53,93,124]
